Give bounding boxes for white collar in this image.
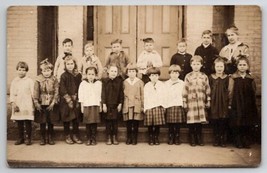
[126,77,139,85]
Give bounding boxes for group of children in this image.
[10,26,258,149]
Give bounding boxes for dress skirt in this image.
[123,107,143,121]
[83,106,101,124]
[144,106,165,126]
[166,106,185,123]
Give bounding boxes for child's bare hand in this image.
[12,103,20,112]
[103,104,107,113]
[206,101,211,109]
[68,101,74,109]
[46,103,54,111]
[35,103,42,112]
[183,102,188,112]
[117,104,122,112]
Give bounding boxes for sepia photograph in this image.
[6,5,261,168]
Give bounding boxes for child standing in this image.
[104,39,130,79]
[78,66,102,146]
[54,38,76,82]
[10,61,34,145]
[209,57,232,147]
[137,38,163,84]
[33,59,59,145]
[102,64,124,145]
[79,42,103,80]
[59,56,83,144]
[183,56,211,146]
[165,65,185,145]
[230,56,257,149]
[170,39,192,80]
[123,63,144,145]
[144,67,165,145]
[194,30,219,76]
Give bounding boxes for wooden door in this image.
[95,6,137,65]
[137,6,181,80]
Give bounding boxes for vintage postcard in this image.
[6,5,261,167]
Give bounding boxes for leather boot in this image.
[15,121,24,145]
[168,133,174,145]
[148,127,153,145]
[174,133,181,145]
[196,133,204,146]
[213,135,220,147]
[91,125,97,146]
[73,134,83,144]
[25,134,32,145]
[126,123,132,145]
[190,134,196,147]
[220,135,226,147]
[112,135,119,145]
[48,134,55,145]
[106,135,112,145]
[132,125,138,145]
[154,126,160,145]
[65,135,74,144]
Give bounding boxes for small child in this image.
[104,39,130,79]
[194,30,219,76]
[78,66,102,146]
[102,64,124,145]
[123,63,144,145]
[79,42,103,80]
[165,65,185,145]
[137,38,163,84]
[170,38,192,80]
[183,55,211,147]
[54,38,77,82]
[10,61,34,145]
[209,57,232,147]
[59,56,83,144]
[229,55,258,149]
[33,59,59,145]
[144,67,165,145]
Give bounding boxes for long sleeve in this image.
[96,81,102,105]
[78,82,84,103]
[9,79,16,103]
[118,80,124,104]
[170,54,176,66]
[59,74,68,97]
[152,52,163,67]
[228,76,234,106]
[182,76,189,103]
[144,84,149,111]
[205,76,211,101]
[33,80,40,103]
[137,52,147,68]
[140,81,144,110]
[53,57,60,77]
[53,78,59,103]
[101,80,107,104]
[96,56,104,78]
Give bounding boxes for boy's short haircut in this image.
[147,67,161,76]
[190,55,203,64]
[202,30,213,37]
[62,38,73,45]
[16,61,29,71]
[226,25,239,35]
[110,39,122,45]
[85,66,98,75]
[177,38,187,46]
[40,59,53,71]
[168,64,181,74]
[126,62,138,73]
[84,41,94,49]
[142,38,154,43]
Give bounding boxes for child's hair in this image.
[202,30,213,37]
[147,67,161,76]
[168,64,181,74]
[236,55,250,67]
[190,55,203,64]
[62,38,73,45]
[110,39,122,45]
[176,38,187,46]
[40,59,53,71]
[126,62,138,73]
[107,63,118,71]
[226,25,239,35]
[85,66,98,75]
[64,56,78,71]
[16,61,29,71]
[212,56,227,73]
[84,41,94,50]
[142,38,154,43]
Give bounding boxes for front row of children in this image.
[10,54,257,149]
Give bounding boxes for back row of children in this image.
[10,26,258,149]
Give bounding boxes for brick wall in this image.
[7,6,38,91]
[234,6,262,94]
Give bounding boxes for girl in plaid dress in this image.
[183,56,211,146]
[165,65,185,145]
[123,63,144,145]
[144,67,165,145]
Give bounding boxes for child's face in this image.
[84,46,94,57]
[214,62,225,75]
[111,43,122,54]
[226,30,238,44]
[65,60,75,71]
[86,69,96,82]
[149,74,159,83]
[191,61,202,72]
[108,66,118,79]
[17,67,27,78]
[127,69,137,79]
[63,42,73,53]
[202,34,212,46]
[170,71,179,80]
[237,60,249,73]
[41,68,53,78]
[144,42,154,52]
[177,42,186,53]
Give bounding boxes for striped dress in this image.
[182,72,211,124]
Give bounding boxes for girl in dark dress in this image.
[209,57,233,147]
[230,55,258,148]
[59,56,83,144]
